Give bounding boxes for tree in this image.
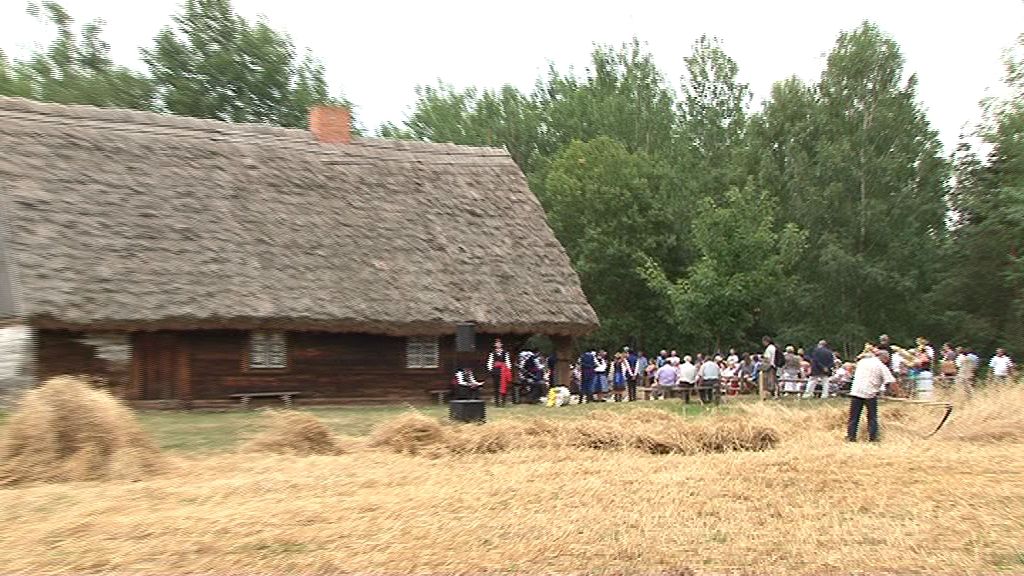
[542,137,678,347]
[932,35,1024,353]
[676,35,752,201]
[143,0,347,128]
[536,39,677,159]
[0,2,154,110]
[378,83,541,171]
[745,22,947,348]
[641,184,805,350]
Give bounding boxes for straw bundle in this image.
[0,376,163,486]
[240,410,346,456]
[369,411,446,455]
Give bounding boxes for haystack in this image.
[369,411,446,455]
[0,376,163,486]
[240,410,346,456]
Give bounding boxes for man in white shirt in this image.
[848,348,895,442]
[989,349,1014,384]
[677,355,698,404]
[955,347,977,397]
[698,355,722,404]
[760,336,779,400]
[654,358,680,400]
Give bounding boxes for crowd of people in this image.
[451,337,1016,409]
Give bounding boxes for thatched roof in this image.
[0,97,597,336]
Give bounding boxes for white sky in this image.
[1,0,1021,150]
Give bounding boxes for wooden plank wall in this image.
[189,330,525,401]
[36,330,131,395]
[33,329,541,402]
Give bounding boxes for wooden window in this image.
[406,336,439,369]
[249,331,287,369]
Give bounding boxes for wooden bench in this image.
[229,391,301,409]
[427,389,451,405]
[638,385,721,404]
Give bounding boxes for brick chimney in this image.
[309,106,351,144]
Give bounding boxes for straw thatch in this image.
[0,375,164,486]
[0,97,597,336]
[239,410,347,456]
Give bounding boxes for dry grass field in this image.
[0,378,1022,575]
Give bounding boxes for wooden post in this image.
[127,332,144,401]
[175,334,192,410]
[552,335,573,392]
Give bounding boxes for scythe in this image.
[881,396,954,438]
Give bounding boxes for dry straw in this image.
[368,411,447,455]
[240,410,348,456]
[370,406,779,457]
[0,375,163,486]
[1,382,1022,574]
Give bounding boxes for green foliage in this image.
[746,22,948,348]
[641,184,806,349]
[378,82,541,170]
[536,39,677,157]
[143,0,348,128]
[931,35,1024,353]
[677,35,751,200]
[0,2,155,109]
[542,138,679,346]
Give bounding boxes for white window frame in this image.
[249,331,287,369]
[406,336,439,369]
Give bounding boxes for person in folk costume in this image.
[579,348,597,404]
[625,347,641,401]
[486,339,513,407]
[452,366,484,400]
[611,352,633,403]
[523,348,546,403]
[594,350,610,401]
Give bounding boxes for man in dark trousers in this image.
[805,340,835,399]
[625,347,640,401]
[579,348,597,404]
[848,348,895,442]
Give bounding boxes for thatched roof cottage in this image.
[0,97,597,406]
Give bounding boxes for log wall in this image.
[34,328,543,403]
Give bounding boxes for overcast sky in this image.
[2,0,1022,151]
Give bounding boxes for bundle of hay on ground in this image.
[573,409,779,455]
[0,376,164,486]
[368,407,780,458]
[692,416,780,453]
[369,411,446,455]
[445,420,520,454]
[240,410,347,456]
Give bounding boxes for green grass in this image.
[0,398,718,454]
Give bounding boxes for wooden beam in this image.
[552,335,573,391]
[175,334,192,409]
[127,333,143,401]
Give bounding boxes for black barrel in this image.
[449,399,486,423]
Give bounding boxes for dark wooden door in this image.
[130,332,191,402]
